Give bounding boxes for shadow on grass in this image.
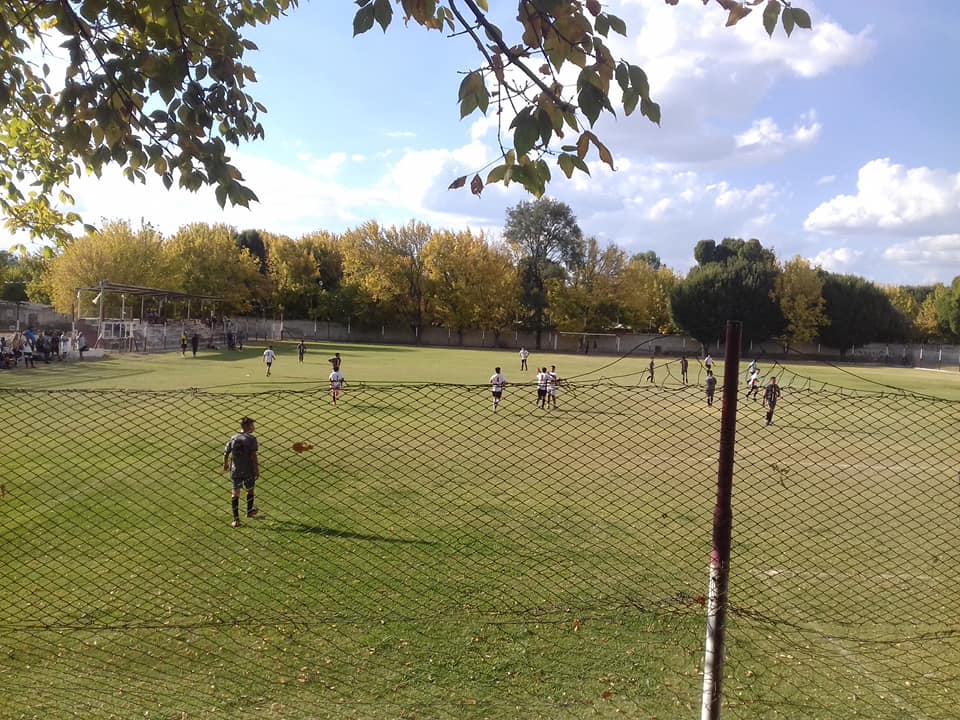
[0,358,151,388]
[268,519,435,545]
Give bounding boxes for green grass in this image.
[1,342,959,719]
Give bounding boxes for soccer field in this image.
[2,342,959,719]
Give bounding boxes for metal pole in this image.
[701,320,742,720]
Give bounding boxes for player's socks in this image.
[247,493,255,514]
[232,496,240,521]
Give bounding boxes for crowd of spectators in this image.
[0,328,87,369]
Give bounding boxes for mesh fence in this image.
[1,371,958,719]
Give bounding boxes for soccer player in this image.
[680,355,689,384]
[297,339,306,364]
[547,365,559,409]
[329,366,345,404]
[519,347,529,371]
[180,332,187,357]
[646,357,655,383]
[762,376,781,425]
[747,368,761,400]
[489,366,506,412]
[536,367,549,409]
[704,353,713,372]
[329,352,342,372]
[263,345,276,376]
[705,370,717,407]
[222,416,260,528]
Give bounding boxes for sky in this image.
[5,0,959,286]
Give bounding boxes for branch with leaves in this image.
[355,0,810,198]
[0,0,809,241]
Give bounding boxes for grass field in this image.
[2,342,959,719]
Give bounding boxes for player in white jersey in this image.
[489,367,506,412]
[329,369,345,404]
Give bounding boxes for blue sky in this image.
[8,0,959,286]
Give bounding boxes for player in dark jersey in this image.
[223,417,260,527]
[762,377,781,425]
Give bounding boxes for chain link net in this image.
[1,371,958,718]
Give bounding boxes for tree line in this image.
[3,198,959,351]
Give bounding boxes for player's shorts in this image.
[231,474,256,492]
[492,390,502,399]
[537,388,546,399]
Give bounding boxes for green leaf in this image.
[513,110,539,156]
[577,81,604,127]
[486,164,507,184]
[640,97,661,126]
[792,7,812,30]
[781,7,795,36]
[353,4,375,36]
[558,153,576,178]
[373,0,393,31]
[615,63,629,92]
[762,0,780,38]
[594,15,609,38]
[622,88,639,116]
[606,13,627,36]
[628,64,649,99]
[458,71,481,101]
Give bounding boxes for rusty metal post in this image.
[701,320,742,720]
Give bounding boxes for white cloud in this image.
[812,247,863,273]
[883,234,960,267]
[733,111,820,161]
[647,197,672,220]
[712,181,776,210]
[805,158,960,235]
[594,2,867,167]
[816,174,836,185]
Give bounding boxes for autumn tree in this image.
[45,219,170,315]
[423,229,517,344]
[934,277,960,341]
[299,231,346,323]
[0,1,810,239]
[883,285,922,341]
[619,256,677,334]
[775,256,827,347]
[341,220,432,336]
[915,285,949,341]
[163,223,263,315]
[263,233,318,318]
[504,198,584,348]
[552,237,627,332]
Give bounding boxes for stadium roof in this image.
[76,281,222,303]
